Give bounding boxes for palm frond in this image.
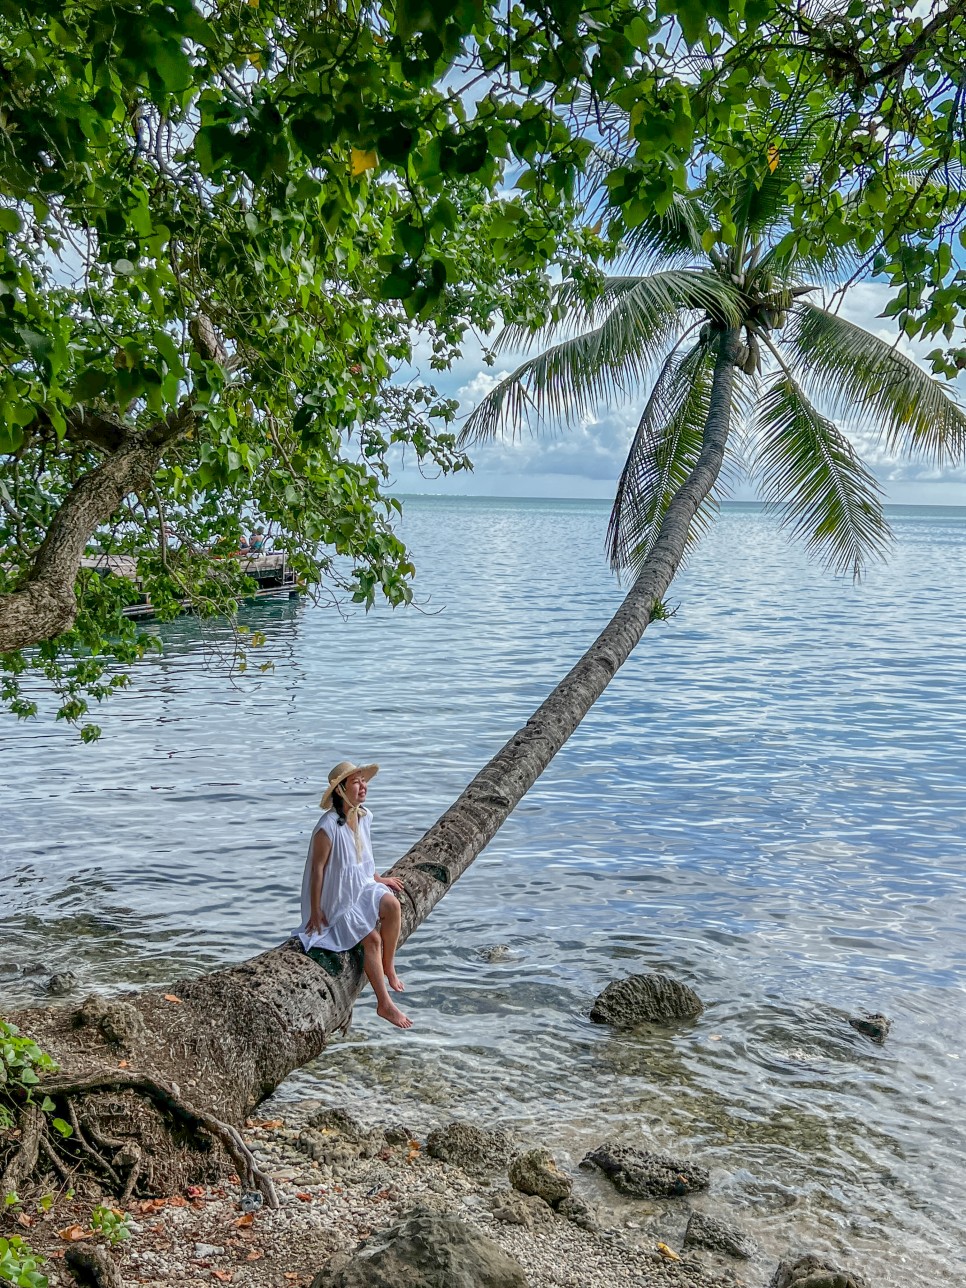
[606,338,720,574]
[460,316,676,445]
[751,373,891,578]
[496,269,738,354]
[755,230,862,287]
[461,271,742,446]
[617,192,708,273]
[884,153,966,194]
[786,303,966,464]
[724,98,815,241]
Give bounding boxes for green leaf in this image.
[0,424,25,454]
[14,327,53,367]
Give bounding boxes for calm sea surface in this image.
[2,498,966,1286]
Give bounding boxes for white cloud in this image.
[390,277,966,505]
[456,369,511,409]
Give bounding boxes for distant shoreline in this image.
[395,492,966,515]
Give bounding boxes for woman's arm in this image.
[305,830,332,934]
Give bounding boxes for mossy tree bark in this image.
[1,335,741,1204]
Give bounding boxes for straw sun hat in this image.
[320,760,379,810]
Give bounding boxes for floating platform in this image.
[79,552,300,620]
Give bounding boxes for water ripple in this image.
[3,500,966,1287]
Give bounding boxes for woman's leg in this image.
[379,893,405,992]
[361,928,411,1029]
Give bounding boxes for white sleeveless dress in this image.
[295,808,386,952]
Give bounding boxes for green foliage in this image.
[0,1236,47,1288]
[0,1021,59,1129]
[753,376,887,579]
[0,0,599,733]
[90,1205,132,1246]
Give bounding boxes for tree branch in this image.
[857,2,966,89]
[0,403,195,652]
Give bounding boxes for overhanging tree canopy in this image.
[4,0,966,740]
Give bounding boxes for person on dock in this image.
[248,527,267,553]
[295,761,411,1030]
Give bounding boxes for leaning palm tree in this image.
[425,142,966,854]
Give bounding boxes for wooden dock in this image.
[79,552,299,620]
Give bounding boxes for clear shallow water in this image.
[2,498,966,1286]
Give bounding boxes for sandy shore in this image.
[15,1098,763,1288]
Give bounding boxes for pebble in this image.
[68,1104,754,1288]
[192,1243,224,1259]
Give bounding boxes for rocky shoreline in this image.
[21,1096,865,1288]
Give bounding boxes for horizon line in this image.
[394,493,966,511]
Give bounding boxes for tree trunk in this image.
[2,334,740,1202]
[0,409,193,653]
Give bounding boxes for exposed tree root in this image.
[2,1069,278,1209]
[0,1103,43,1195]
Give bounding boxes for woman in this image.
[296,760,411,1030]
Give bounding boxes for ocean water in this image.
[2,497,966,1286]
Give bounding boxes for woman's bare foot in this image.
[386,969,405,993]
[376,1000,412,1029]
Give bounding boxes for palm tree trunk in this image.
[393,328,742,919]
[3,333,741,1201]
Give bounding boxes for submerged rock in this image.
[477,945,514,963]
[683,1210,756,1259]
[46,971,78,996]
[508,1148,573,1206]
[310,1206,527,1288]
[581,1142,710,1198]
[769,1253,868,1288]
[848,1013,891,1043]
[590,974,704,1027]
[426,1121,513,1174]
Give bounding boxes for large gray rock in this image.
[310,1207,527,1288]
[769,1255,868,1288]
[590,973,704,1027]
[581,1142,709,1198]
[683,1210,756,1259]
[508,1148,573,1206]
[426,1121,513,1174]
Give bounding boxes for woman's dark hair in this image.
[332,784,348,825]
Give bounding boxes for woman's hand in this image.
[378,876,405,893]
[306,910,327,935]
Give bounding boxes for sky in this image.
[389,279,966,507]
